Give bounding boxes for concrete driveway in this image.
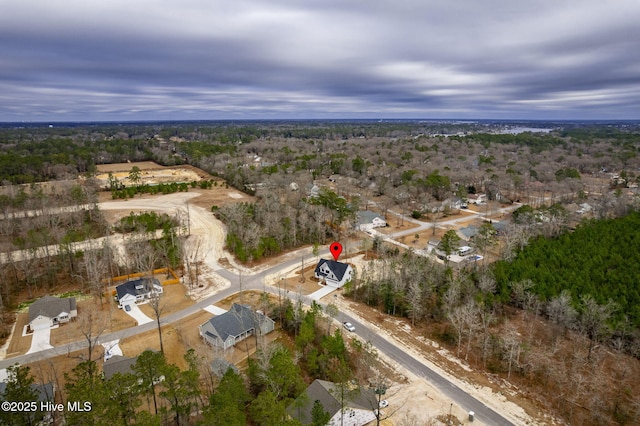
[26,327,54,354]
[203,305,227,315]
[122,304,153,325]
[309,285,336,301]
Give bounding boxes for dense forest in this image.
[494,212,640,328]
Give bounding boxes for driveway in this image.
[203,305,227,315]
[308,285,336,301]
[122,303,154,325]
[26,327,54,354]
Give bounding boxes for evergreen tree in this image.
[203,369,250,426]
[0,365,44,426]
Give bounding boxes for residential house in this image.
[286,379,378,426]
[115,277,163,308]
[210,358,239,378]
[28,295,77,331]
[355,210,386,231]
[103,355,137,380]
[444,197,467,210]
[457,225,479,241]
[199,304,275,350]
[0,381,55,403]
[314,259,353,288]
[467,193,486,205]
[0,381,55,422]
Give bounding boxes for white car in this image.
[343,322,355,332]
[379,400,389,408]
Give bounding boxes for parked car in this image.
[343,322,355,332]
[124,305,131,312]
[379,400,389,408]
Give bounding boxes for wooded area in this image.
[1,120,640,425]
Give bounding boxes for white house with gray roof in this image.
[355,210,386,231]
[28,295,77,331]
[199,304,275,350]
[115,277,163,308]
[314,259,353,288]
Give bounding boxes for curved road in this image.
[0,193,517,425]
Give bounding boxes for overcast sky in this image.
[2,0,639,122]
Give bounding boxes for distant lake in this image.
[498,127,553,134]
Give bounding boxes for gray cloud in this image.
[1,0,639,121]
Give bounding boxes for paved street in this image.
[0,193,519,425]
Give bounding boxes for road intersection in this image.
[0,192,518,425]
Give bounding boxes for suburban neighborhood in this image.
[1,118,640,426]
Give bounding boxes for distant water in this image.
[498,127,553,134]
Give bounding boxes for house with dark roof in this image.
[0,381,55,403]
[28,295,77,331]
[355,210,386,231]
[115,277,163,308]
[457,225,479,241]
[314,259,353,288]
[199,304,275,350]
[286,379,378,426]
[0,380,55,422]
[102,355,138,380]
[210,358,239,378]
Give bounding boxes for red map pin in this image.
[329,242,343,261]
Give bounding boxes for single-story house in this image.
[457,225,479,241]
[355,210,386,231]
[210,358,240,378]
[0,380,55,423]
[467,193,486,205]
[103,355,138,380]
[286,379,378,426]
[28,295,77,331]
[492,221,508,235]
[115,277,163,308]
[199,304,275,350]
[444,197,468,210]
[314,259,353,288]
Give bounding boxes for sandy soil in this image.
[98,190,539,423]
[3,283,197,359]
[1,175,544,425]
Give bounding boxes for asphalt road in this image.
[341,314,515,425]
[0,197,519,425]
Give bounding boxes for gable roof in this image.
[458,225,479,239]
[210,358,239,378]
[103,355,137,380]
[314,259,351,282]
[203,304,271,341]
[287,379,377,424]
[0,382,55,403]
[116,277,160,300]
[356,210,384,225]
[28,295,77,323]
